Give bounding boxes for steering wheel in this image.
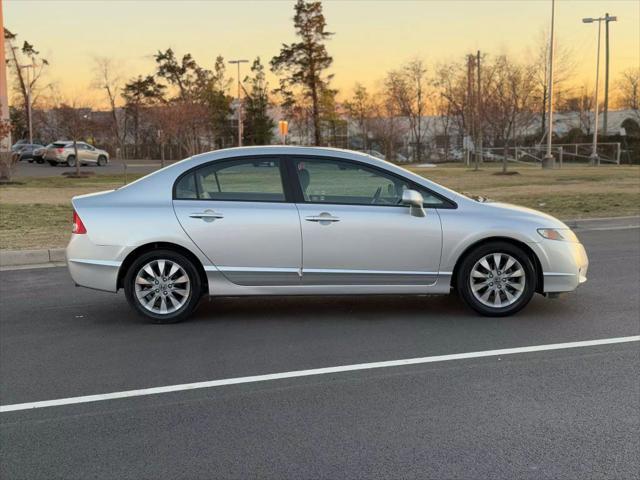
[371,186,382,204]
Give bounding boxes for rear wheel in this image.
[97,155,107,166]
[124,250,202,323]
[66,155,76,167]
[47,160,58,167]
[457,242,536,317]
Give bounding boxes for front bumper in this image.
[531,240,589,293]
[66,234,130,292]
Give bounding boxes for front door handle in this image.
[305,213,340,224]
[189,210,224,222]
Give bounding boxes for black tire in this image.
[124,249,202,324]
[47,160,58,167]
[456,241,536,317]
[97,155,107,166]
[36,159,45,164]
[66,155,76,167]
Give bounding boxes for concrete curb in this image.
[0,248,66,267]
[0,216,638,270]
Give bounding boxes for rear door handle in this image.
[305,213,340,223]
[189,210,224,221]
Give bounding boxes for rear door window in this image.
[175,158,286,202]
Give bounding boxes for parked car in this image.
[13,143,45,162]
[11,139,29,152]
[44,141,109,167]
[32,144,50,163]
[67,146,588,323]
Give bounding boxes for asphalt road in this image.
[1,227,639,479]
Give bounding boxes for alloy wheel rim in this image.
[134,259,191,315]
[469,253,526,308]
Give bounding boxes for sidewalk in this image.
[1,216,638,270]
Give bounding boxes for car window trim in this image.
[283,154,457,209]
[172,155,294,203]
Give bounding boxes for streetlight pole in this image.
[582,16,607,165]
[543,0,556,169]
[228,59,248,147]
[603,13,617,137]
[18,64,34,144]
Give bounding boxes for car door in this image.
[84,144,99,164]
[290,156,444,286]
[172,157,302,286]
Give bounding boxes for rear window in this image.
[53,142,69,148]
[174,158,285,202]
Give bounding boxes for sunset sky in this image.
[4,0,639,108]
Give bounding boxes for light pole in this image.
[543,0,556,169]
[603,13,617,136]
[228,59,248,147]
[18,63,34,144]
[582,15,615,165]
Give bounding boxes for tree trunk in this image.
[503,144,508,173]
[73,139,80,176]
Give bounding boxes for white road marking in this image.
[1,335,638,413]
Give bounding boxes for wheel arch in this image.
[117,242,209,293]
[451,236,543,294]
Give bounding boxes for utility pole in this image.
[543,0,556,168]
[476,50,482,169]
[603,13,617,136]
[466,54,476,170]
[228,59,248,147]
[18,64,34,144]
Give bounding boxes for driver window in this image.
[294,158,406,206]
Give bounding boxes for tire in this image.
[97,155,107,166]
[124,250,202,324]
[47,161,58,167]
[66,155,76,167]
[456,241,536,317]
[36,159,45,164]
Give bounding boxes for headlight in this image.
[537,228,579,242]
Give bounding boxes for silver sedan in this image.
[67,147,588,323]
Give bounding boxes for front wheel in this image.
[457,242,536,317]
[97,155,107,166]
[124,250,202,323]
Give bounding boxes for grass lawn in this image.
[1,164,638,250]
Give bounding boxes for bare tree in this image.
[368,92,408,161]
[4,29,49,140]
[92,57,124,158]
[616,68,640,121]
[386,59,430,161]
[482,55,537,172]
[54,101,94,176]
[529,29,575,138]
[0,106,18,181]
[344,83,374,150]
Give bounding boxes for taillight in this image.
[56,148,64,153]
[72,210,87,234]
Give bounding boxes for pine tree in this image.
[271,0,334,146]
[243,58,275,145]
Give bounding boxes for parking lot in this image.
[1,225,639,479]
[12,158,173,178]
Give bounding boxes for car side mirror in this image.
[401,189,426,217]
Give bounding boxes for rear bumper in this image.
[66,234,130,292]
